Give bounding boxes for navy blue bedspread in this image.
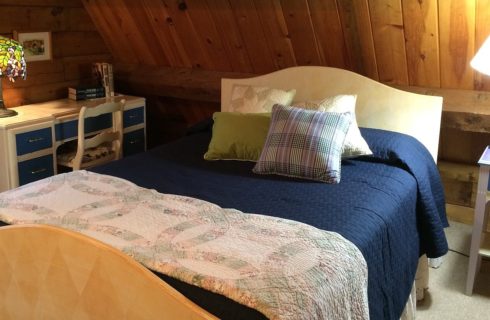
[89,124,448,320]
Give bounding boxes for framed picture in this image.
[13,31,52,62]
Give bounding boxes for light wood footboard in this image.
[0,224,217,320]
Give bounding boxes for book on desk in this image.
[68,86,106,101]
[93,62,114,98]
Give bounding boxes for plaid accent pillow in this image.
[253,104,351,183]
[294,95,373,158]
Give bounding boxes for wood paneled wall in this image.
[80,0,490,150]
[0,0,111,107]
[82,0,490,90]
[1,0,488,213]
[2,0,490,153]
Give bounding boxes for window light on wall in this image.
[471,36,490,76]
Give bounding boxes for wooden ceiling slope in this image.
[1,0,111,107]
[82,0,490,100]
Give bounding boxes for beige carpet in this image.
[417,221,490,319]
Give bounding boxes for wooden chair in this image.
[57,100,125,170]
[0,224,218,320]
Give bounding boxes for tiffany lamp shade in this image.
[0,36,27,118]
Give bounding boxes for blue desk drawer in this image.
[55,113,112,141]
[18,154,54,186]
[123,107,144,128]
[16,128,52,156]
[123,129,145,157]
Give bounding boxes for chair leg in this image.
[483,203,490,232]
[466,211,484,295]
[476,205,490,274]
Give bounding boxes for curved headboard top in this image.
[221,66,443,162]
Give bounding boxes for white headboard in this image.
[221,66,443,162]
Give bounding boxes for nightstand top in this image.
[479,146,490,166]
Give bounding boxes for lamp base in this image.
[0,107,17,118]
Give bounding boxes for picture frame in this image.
[13,31,52,62]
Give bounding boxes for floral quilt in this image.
[0,171,368,320]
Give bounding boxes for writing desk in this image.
[0,95,146,192]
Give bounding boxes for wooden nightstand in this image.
[466,146,490,295]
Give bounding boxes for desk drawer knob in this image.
[129,139,140,145]
[31,168,47,175]
[28,137,45,143]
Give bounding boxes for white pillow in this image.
[294,95,372,158]
[229,85,296,113]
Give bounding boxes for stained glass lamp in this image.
[0,36,27,118]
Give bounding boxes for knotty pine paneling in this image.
[439,0,476,89]
[2,0,486,102]
[3,1,489,155]
[205,0,253,72]
[402,0,440,87]
[184,1,232,70]
[280,0,323,67]
[230,0,277,72]
[336,0,378,80]
[475,0,490,90]
[81,0,490,91]
[308,0,347,68]
[369,0,409,84]
[1,0,111,107]
[82,0,490,161]
[254,0,296,70]
[141,0,190,67]
[2,0,487,213]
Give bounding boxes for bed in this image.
[0,66,448,320]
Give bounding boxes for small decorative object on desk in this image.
[68,85,105,101]
[478,146,490,166]
[93,62,114,98]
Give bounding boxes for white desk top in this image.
[0,95,144,130]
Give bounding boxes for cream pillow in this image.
[294,95,372,158]
[229,85,296,113]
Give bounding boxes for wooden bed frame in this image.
[0,224,217,320]
[223,66,444,306]
[222,66,443,162]
[0,66,443,319]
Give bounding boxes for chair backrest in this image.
[72,100,125,170]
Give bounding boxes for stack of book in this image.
[93,62,114,98]
[68,86,105,101]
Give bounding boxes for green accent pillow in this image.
[204,112,271,161]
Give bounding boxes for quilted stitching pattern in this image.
[91,129,448,319]
[230,85,296,113]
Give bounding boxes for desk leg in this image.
[466,166,489,295]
